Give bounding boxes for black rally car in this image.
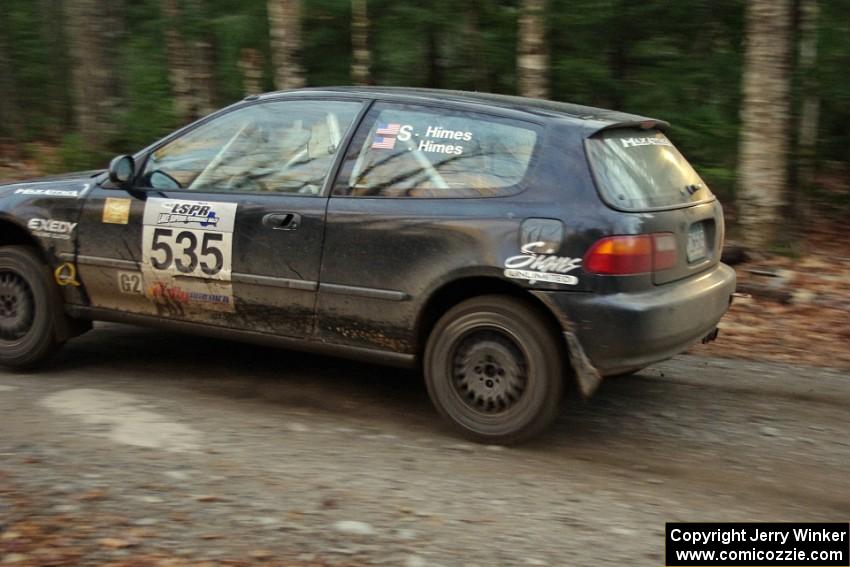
[0,87,735,443]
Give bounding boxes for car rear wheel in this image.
[0,246,62,368]
[424,295,564,444]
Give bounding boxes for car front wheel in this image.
[0,246,63,368]
[424,295,564,444]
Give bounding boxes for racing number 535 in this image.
[149,228,225,277]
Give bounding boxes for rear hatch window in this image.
[586,128,713,211]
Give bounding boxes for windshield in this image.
[586,128,713,211]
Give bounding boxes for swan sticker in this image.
[504,241,582,285]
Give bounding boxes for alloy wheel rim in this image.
[451,329,528,415]
[0,270,35,341]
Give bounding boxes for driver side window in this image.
[141,100,362,195]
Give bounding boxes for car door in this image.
[317,101,545,353]
[75,98,365,338]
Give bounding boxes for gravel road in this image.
[1,323,848,566]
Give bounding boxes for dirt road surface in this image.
[1,323,849,566]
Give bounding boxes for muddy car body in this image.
[0,87,735,442]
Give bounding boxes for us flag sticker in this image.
[371,123,401,149]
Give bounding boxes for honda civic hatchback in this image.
[0,87,735,443]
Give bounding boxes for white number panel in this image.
[141,198,238,314]
[143,227,233,280]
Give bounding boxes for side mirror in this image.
[108,155,135,187]
[148,170,182,190]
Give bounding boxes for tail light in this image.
[584,233,678,275]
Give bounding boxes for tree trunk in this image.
[425,24,443,88]
[162,0,216,123]
[162,0,193,122]
[66,0,124,153]
[351,0,371,85]
[463,0,487,91]
[192,36,216,116]
[268,0,306,90]
[517,0,548,99]
[188,0,216,115]
[795,0,819,203]
[40,0,72,136]
[0,10,18,147]
[608,0,630,110]
[239,48,265,96]
[736,0,793,251]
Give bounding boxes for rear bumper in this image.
[533,263,736,376]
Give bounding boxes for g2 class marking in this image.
[27,218,78,240]
[504,241,582,285]
[117,271,144,295]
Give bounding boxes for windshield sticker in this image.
[15,188,79,198]
[103,198,131,224]
[504,241,582,285]
[424,126,473,142]
[371,122,474,156]
[28,218,77,240]
[141,198,237,314]
[417,140,464,156]
[371,123,402,149]
[620,137,673,149]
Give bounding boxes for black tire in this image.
[0,246,62,368]
[424,295,564,445]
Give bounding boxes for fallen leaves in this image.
[78,489,110,502]
[97,537,138,549]
[194,495,226,503]
[0,474,355,567]
[692,238,850,370]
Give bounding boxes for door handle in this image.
[262,212,301,231]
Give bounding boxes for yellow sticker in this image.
[54,263,81,287]
[102,197,131,224]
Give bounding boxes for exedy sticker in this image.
[504,241,582,285]
[28,218,77,240]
